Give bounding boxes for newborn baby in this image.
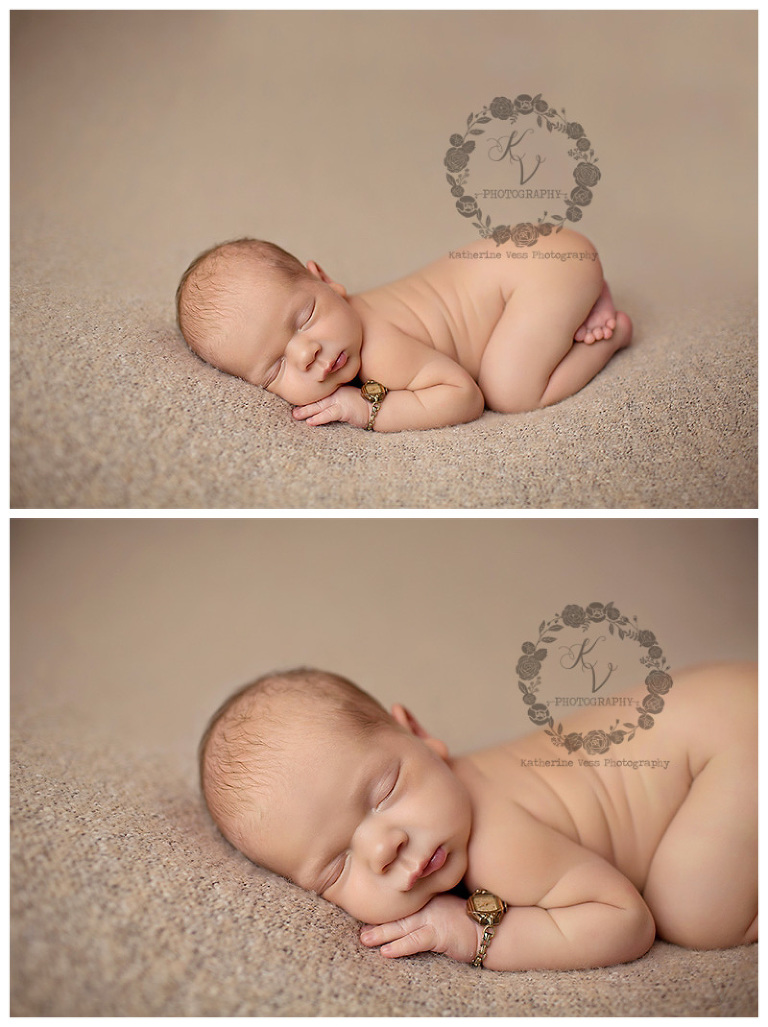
[176,232,631,431]
[199,664,756,971]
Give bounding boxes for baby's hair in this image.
[175,237,307,366]
[198,667,391,853]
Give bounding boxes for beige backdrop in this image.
[12,517,757,765]
[11,9,756,308]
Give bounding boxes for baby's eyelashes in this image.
[294,300,316,334]
[262,359,283,389]
[319,852,349,894]
[374,766,400,811]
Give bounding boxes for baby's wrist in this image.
[356,392,373,429]
[464,920,485,964]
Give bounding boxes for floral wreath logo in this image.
[444,94,601,248]
[516,602,673,756]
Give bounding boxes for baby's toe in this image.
[574,325,587,342]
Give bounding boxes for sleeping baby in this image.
[176,231,631,431]
[199,664,757,971]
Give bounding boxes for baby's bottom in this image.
[643,663,757,949]
[477,231,631,413]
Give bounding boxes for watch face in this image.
[473,892,502,914]
[362,381,386,402]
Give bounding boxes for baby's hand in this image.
[359,894,480,963]
[291,386,369,428]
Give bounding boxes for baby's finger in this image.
[291,402,324,421]
[359,921,406,946]
[305,404,341,426]
[379,924,436,959]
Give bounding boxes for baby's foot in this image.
[574,280,617,344]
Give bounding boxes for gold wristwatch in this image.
[466,889,507,967]
[361,380,388,431]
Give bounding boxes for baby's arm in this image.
[292,331,485,431]
[475,857,654,971]
[361,821,655,970]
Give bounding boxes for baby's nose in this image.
[369,826,408,873]
[294,336,320,369]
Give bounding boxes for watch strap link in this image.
[365,397,383,431]
[472,924,498,967]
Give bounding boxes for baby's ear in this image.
[391,703,449,760]
[306,260,347,297]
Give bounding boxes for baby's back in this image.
[500,706,690,890]
[457,664,752,892]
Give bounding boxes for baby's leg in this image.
[477,247,631,413]
[539,314,631,408]
[643,664,757,949]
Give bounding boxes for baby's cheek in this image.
[338,886,425,926]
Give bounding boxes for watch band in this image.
[472,925,499,968]
[365,398,383,431]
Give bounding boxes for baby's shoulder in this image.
[462,777,588,906]
[454,742,590,843]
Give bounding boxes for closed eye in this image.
[320,852,348,894]
[300,301,316,329]
[374,764,400,812]
[262,357,283,389]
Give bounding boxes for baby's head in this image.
[199,668,472,924]
[176,239,363,406]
